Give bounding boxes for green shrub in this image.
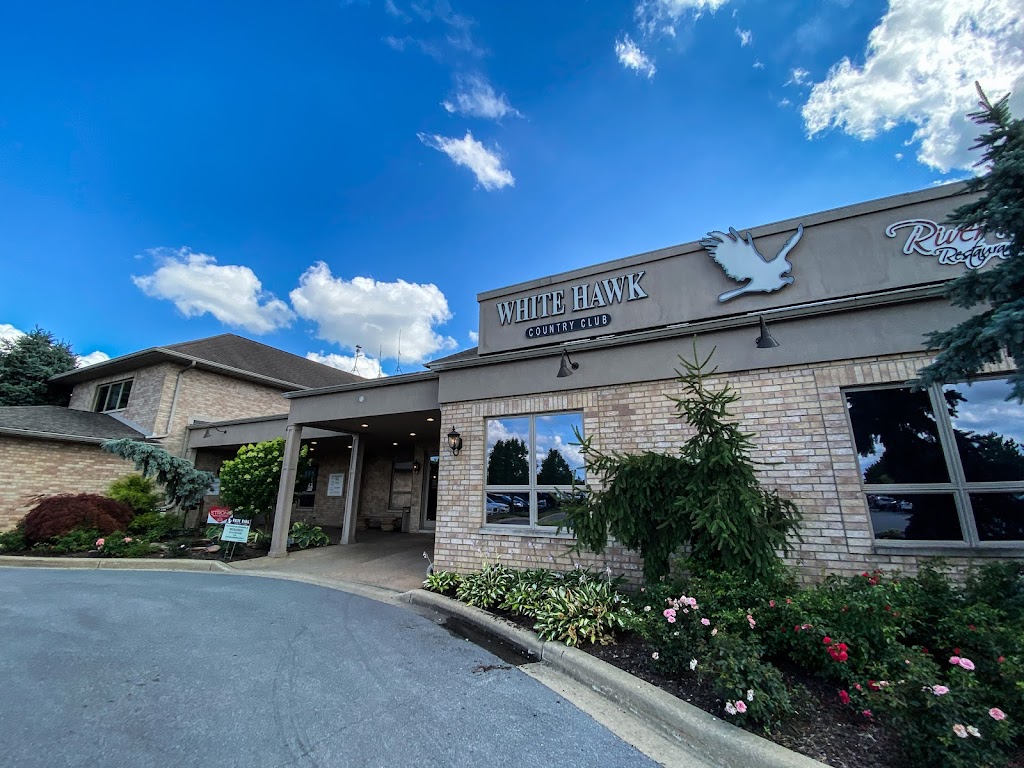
[455,564,515,609]
[128,511,179,539]
[95,533,153,558]
[0,526,27,553]
[22,494,134,543]
[424,570,462,594]
[705,630,797,729]
[107,474,163,514]
[499,569,559,617]
[33,528,101,554]
[289,521,329,549]
[532,580,634,647]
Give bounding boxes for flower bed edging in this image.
[0,555,231,572]
[406,589,830,768]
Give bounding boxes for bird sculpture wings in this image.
[700,224,804,302]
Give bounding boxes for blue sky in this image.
[2,0,1022,375]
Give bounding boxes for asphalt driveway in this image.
[0,569,657,768]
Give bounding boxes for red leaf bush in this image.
[22,494,134,543]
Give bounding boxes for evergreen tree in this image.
[537,448,574,485]
[917,85,1024,401]
[101,439,215,510]
[0,327,77,406]
[486,438,529,485]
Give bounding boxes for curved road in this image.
[0,569,657,768]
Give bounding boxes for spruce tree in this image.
[917,85,1024,400]
[0,327,77,406]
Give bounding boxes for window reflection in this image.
[486,418,530,486]
[485,492,530,525]
[535,413,585,485]
[868,494,962,541]
[846,388,948,484]
[944,380,1024,483]
[970,493,1024,542]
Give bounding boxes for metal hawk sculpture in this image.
[700,224,804,302]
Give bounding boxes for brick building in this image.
[259,182,1022,580]
[0,334,360,530]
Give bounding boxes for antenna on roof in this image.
[394,329,403,375]
[377,345,384,378]
[352,345,363,375]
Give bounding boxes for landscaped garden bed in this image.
[424,562,1023,768]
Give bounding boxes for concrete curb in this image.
[0,555,231,572]
[218,566,405,605]
[405,589,830,768]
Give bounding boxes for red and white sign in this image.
[207,506,233,524]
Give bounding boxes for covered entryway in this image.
[269,372,443,557]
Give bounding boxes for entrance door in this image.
[421,453,439,530]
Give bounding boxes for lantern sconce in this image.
[447,426,463,456]
[412,460,422,474]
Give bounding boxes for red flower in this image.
[921,647,929,655]
[954,648,961,655]
[998,656,1006,663]
[838,643,848,652]
[867,680,880,691]
[862,572,869,578]
[839,690,850,705]
[854,684,862,691]
[969,625,976,631]
[862,709,873,719]
[823,637,832,645]
[839,651,848,662]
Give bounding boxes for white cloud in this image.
[802,0,1024,172]
[635,0,732,36]
[753,59,764,69]
[417,130,515,190]
[132,249,295,334]
[0,323,25,345]
[787,67,810,86]
[736,27,752,46]
[76,351,111,368]
[468,330,479,344]
[615,36,657,78]
[290,262,457,364]
[443,74,521,119]
[306,351,386,379]
[779,98,793,107]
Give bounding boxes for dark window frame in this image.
[93,379,133,413]
[843,377,1024,548]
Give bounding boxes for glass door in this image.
[421,454,439,530]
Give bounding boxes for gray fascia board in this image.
[52,347,314,392]
[431,283,949,372]
[476,182,970,303]
[185,413,291,430]
[0,426,147,445]
[283,370,440,400]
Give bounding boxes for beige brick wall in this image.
[433,351,1019,583]
[69,363,180,435]
[0,436,138,531]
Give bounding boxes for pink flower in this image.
[931,685,950,696]
[958,658,975,671]
[838,690,850,704]
[862,709,872,719]
[663,608,676,619]
[747,614,756,629]
[667,615,677,624]
[123,537,132,543]
[949,656,961,665]
[769,600,776,608]
[989,708,1006,721]
[735,700,747,713]
[95,538,105,548]
[953,724,968,739]
[701,618,711,626]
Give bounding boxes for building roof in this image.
[426,347,479,368]
[51,334,364,390]
[0,406,148,444]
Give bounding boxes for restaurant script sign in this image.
[886,219,1010,270]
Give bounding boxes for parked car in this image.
[485,495,510,515]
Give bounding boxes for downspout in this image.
[148,361,196,440]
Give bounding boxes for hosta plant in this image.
[455,563,515,609]
[424,569,462,594]
[533,581,634,647]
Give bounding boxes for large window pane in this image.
[485,418,530,486]
[868,493,963,541]
[485,492,529,525]
[944,379,1024,483]
[970,493,1024,542]
[846,388,949,484]
[534,412,585,485]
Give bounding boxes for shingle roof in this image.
[427,346,479,367]
[51,334,364,390]
[163,335,363,389]
[0,406,147,443]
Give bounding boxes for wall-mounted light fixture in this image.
[413,460,422,474]
[755,316,779,349]
[447,426,463,456]
[556,350,579,378]
[202,426,228,438]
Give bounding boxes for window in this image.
[93,379,133,412]
[484,412,584,529]
[845,377,1024,545]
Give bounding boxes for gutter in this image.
[0,426,148,445]
[148,361,196,439]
